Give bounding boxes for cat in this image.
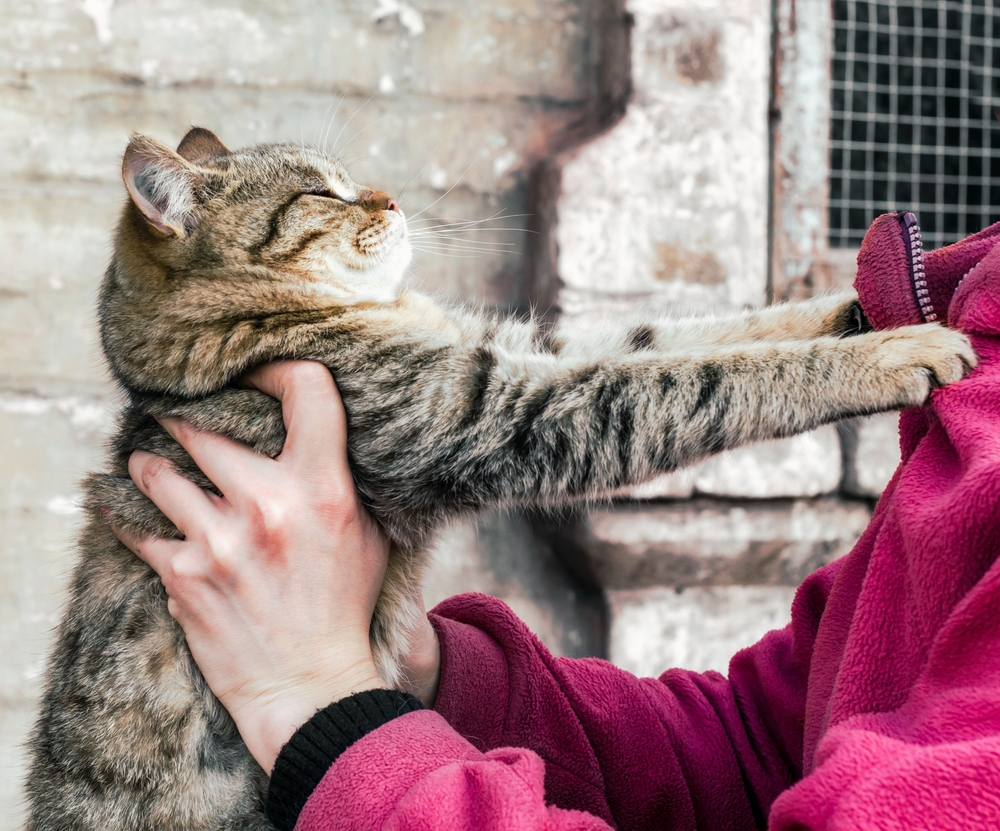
[24,127,976,831]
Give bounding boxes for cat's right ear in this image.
[176,127,230,164]
[122,134,200,238]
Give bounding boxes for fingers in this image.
[241,361,349,472]
[128,449,221,537]
[156,417,263,502]
[110,517,185,585]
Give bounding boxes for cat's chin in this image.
[300,235,411,306]
[305,259,409,306]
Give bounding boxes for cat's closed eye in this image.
[305,189,339,200]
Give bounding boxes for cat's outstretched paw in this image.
[760,290,872,341]
[870,323,978,407]
[806,290,874,338]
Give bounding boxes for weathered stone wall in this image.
[0,0,899,825]
[540,0,900,679]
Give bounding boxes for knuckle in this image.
[331,495,362,529]
[203,530,240,579]
[249,495,289,534]
[318,488,366,535]
[165,552,201,586]
[321,477,354,511]
[165,596,182,622]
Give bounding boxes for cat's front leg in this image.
[739,290,872,341]
[665,290,869,348]
[559,291,870,359]
[345,320,976,529]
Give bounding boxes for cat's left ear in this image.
[122,134,201,238]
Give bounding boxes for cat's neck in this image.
[99,257,403,398]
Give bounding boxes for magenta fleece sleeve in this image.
[293,575,835,831]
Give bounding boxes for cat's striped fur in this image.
[25,128,976,830]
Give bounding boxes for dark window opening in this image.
[830,0,1000,249]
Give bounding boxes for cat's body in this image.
[25,129,976,830]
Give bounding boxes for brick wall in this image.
[0,1,897,824]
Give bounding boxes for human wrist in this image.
[234,662,386,773]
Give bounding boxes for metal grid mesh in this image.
[830,0,1000,249]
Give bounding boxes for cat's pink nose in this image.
[363,189,401,214]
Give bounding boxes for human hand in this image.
[113,361,391,773]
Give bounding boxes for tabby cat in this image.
[25,128,976,830]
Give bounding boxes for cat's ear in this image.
[122,134,200,237]
[176,127,230,164]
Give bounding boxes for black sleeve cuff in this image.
[265,688,424,831]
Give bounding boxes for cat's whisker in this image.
[411,239,507,251]
[396,142,446,206]
[407,212,506,225]
[396,171,425,207]
[331,94,374,155]
[409,219,512,232]
[409,235,516,248]
[336,116,387,160]
[406,213,508,227]
[313,98,337,150]
[406,157,479,222]
[412,247,498,259]
[410,233,514,246]
[397,161,434,206]
[409,228,528,238]
[339,155,377,172]
[320,93,348,151]
[409,207,510,221]
[407,210,534,229]
[411,242,508,256]
[412,240,505,249]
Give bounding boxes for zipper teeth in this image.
[904,215,936,322]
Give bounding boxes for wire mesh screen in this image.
[830,0,1000,249]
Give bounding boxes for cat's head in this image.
[116,127,410,304]
[100,128,413,396]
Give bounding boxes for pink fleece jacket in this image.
[296,220,1000,830]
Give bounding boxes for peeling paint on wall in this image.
[372,0,426,36]
[770,0,835,299]
[78,0,115,44]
